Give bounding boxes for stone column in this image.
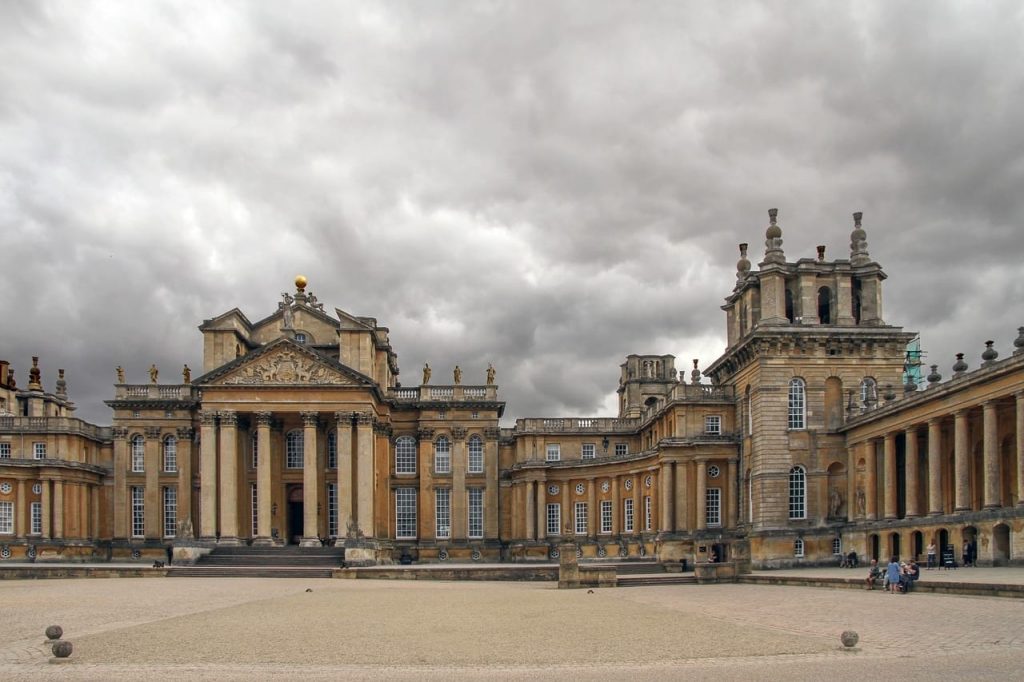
[15,479,26,537]
[1017,393,1024,507]
[111,427,128,540]
[983,400,1000,508]
[355,412,374,538]
[451,427,467,540]
[78,484,88,539]
[334,412,353,542]
[696,460,707,530]
[587,477,597,537]
[525,479,536,541]
[726,459,738,528]
[883,433,897,519]
[52,480,64,539]
[864,440,878,520]
[927,418,943,515]
[217,412,240,544]
[905,426,920,517]
[611,475,621,535]
[40,479,51,539]
[144,426,161,540]
[484,427,500,540]
[254,412,273,545]
[675,462,689,530]
[300,411,320,546]
[659,463,673,532]
[954,409,970,511]
[176,426,194,537]
[199,411,218,539]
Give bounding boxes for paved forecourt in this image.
[1,577,1023,680]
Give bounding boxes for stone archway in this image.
[993,524,1010,566]
[286,485,304,545]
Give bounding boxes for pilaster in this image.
[355,412,374,538]
[144,426,161,540]
[334,412,353,542]
[451,426,467,539]
[199,411,218,539]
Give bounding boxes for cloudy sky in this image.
[3,1,1023,425]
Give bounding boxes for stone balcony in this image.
[388,385,499,402]
[0,415,111,440]
[671,384,735,402]
[514,417,640,434]
[113,384,196,400]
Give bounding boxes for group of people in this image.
[865,557,921,593]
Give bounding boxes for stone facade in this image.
[2,210,1023,568]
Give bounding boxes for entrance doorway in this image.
[869,533,880,561]
[287,485,304,545]
[993,524,1010,566]
[889,532,901,559]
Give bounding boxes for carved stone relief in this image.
[221,350,350,385]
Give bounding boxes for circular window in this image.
[597,546,607,558]
[548,484,560,496]
[32,483,42,495]
[0,482,11,494]
[624,479,633,491]
[708,465,721,479]
[601,481,610,493]
[0,546,10,559]
[471,550,481,561]
[549,547,560,559]
[644,475,653,488]
[575,483,585,495]
[438,549,449,561]
[131,549,141,560]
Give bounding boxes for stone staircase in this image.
[169,545,345,578]
[583,559,697,587]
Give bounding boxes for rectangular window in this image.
[435,441,451,474]
[396,488,417,539]
[286,432,304,469]
[251,434,258,469]
[0,501,12,534]
[163,439,177,473]
[435,488,451,539]
[546,443,560,462]
[546,503,561,536]
[33,442,46,460]
[327,483,338,537]
[0,442,11,458]
[394,437,417,474]
[600,500,612,533]
[582,443,596,460]
[574,501,587,536]
[704,415,721,435]
[614,443,628,457]
[131,439,144,473]
[327,433,337,469]
[251,483,259,537]
[30,501,42,535]
[624,498,634,532]
[832,537,842,556]
[706,487,721,528]
[131,486,145,538]
[468,438,484,474]
[163,486,177,538]
[468,488,484,539]
[644,496,652,531]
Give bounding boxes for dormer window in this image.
[294,333,307,344]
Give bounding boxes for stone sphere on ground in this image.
[45,625,63,641]
[52,640,73,658]
[840,630,859,648]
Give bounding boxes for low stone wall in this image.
[337,564,558,582]
[738,573,1024,598]
[0,566,168,580]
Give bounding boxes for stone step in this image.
[168,566,335,579]
[208,546,344,556]
[616,574,697,587]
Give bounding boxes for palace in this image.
[2,210,1023,568]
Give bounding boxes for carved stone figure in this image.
[829,487,843,517]
[116,366,125,384]
[422,363,431,385]
[182,364,191,384]
[453,365,462,384]
[223,349,347,385]
[149,364,158,384]
[281,301,295,330]
[486,364,496,385]
[855,486,866,516]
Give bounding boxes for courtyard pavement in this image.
[1,573,1022,680]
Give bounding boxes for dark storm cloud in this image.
[2,1,1023,424]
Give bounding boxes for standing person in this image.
[962,540,972,567]
[926,541,937,570]
[887,556,902,594]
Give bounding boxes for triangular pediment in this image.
[196,339,372,387]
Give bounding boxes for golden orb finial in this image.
[294,275,308,292]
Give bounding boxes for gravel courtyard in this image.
[1,578,1022,680]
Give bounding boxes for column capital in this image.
[176,426,194,440]
[927,416,943,427]
[355,412,373,426]
[484,427,501,441]
[300,411,319,427]
[333,411,354,424]
[199,410,218,426]
[219,410,238,426]
[982,399,999,409]
[255,411,274,427]
[373,420,393,437]
[144,426,162,440]
[451,426,467,441]
[417,427,435,440]
[111,426,129,440]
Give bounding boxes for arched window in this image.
[794,537,805,557]
[788,378,806,430]
[163,435,177,473]
[789,465,807,519]
[285,430,304,469]
[327,431,337,469]
[294,332,307,344]
[394,436,416,474]
[832,537,843,556]
[817,286,832,324]
[860,377,877,408]
[468,435,484,474]
[434,436,451,474]
[131,435,145,472]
